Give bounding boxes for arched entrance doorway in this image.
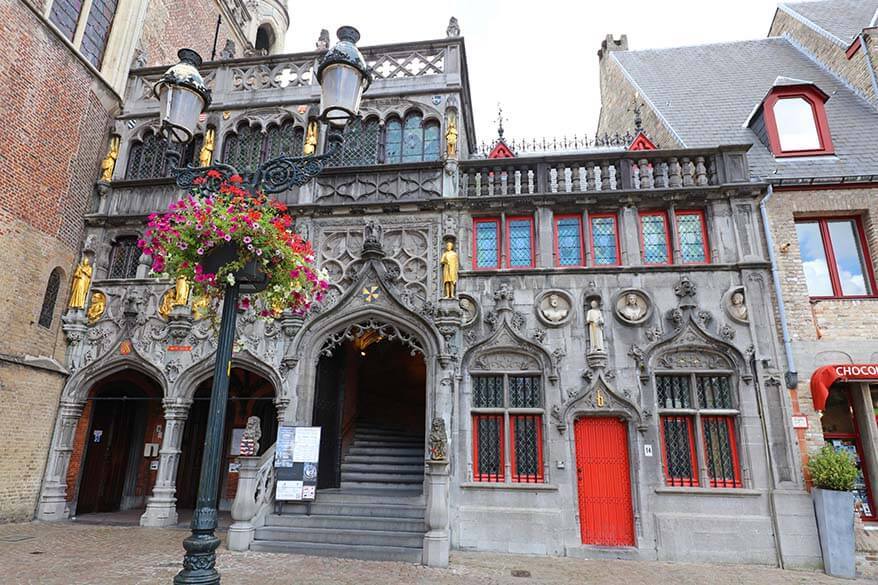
[313,337,426,490]
[176,368,277,510]
[72,370,163,516]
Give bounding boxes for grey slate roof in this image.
[780,0,878,45]
[611,37,878,180]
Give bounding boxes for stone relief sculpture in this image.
[68,258,92,309]
[458,295,478,327]
[440,240,459,298]
[729,290,748,322]
[586,300,605,353]
[616,290,649,324]
[541,294,569,323]
[429,417,447,461]
[446,16,460,37]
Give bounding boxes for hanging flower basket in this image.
[138,170,329,315]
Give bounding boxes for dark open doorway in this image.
[312,336,426,489]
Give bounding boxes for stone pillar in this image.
[37,401,85,520]
[422,459,450,567]
[227,456,261,551]
[140,399,190,527]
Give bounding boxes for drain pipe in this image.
[760,184,798,389]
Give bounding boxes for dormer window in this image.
[751,83,834,157]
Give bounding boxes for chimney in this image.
[598,34,628,61]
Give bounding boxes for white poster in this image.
[274,426,321,501]
[292,427,321,462]
[276,480,303,500]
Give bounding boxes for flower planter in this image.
[200,242,268,293]
[813,487,856,578]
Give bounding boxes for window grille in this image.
[264,121,304,159]
[108,237,140,279]
[511,414,543,482]
[223,124,263,172]
[661,416,697,486]
[125,131,197,180]
[473,414,504,482]
[38,268,63,328]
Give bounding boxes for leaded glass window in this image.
[108,237,140,279]
[677,211,709,264]
[49,0,84,40]
[423,122,440,160]
[471,373,544,483]
[264,121,305,159]
[222,124,263,172]
[474,219,499,269]
[507,217,533,268]
[640,212,670,265]
[125,131,170,179]
[384,112,440,164]
[656,372,741,488]
[79,0,119,69]
[38,268,63,328]
[590,214,619,266]
[384,118,403,163]
[327,117,380,167]
[555,216,582,267]
[402,113,424,163]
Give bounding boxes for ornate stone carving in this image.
[657,350,731,370]
[473,351,539,371]
[719,323,736,341]
[532,329,546,344]
[586,299,605,354]
[535,290,572,327]
[725,287,749,323]
[240,416,261,456]
[321,319,424,357]
[674,275,697,301]
[458,295,478,327]
[446,16,460,37]
[615,289,650,325]
[645,326,662,342]
[429,417,447,461]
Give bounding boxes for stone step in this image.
[279,501,425,518]
[265,513,425,532]
[347,446,424,457]
[249,540,423,563]
[340,481,424,491]
[351,439,423,448]
[254,526,424,548]
[340,472,424,484]
[352,433,424,444]
[340,462,424,474]
[343,454,424,465]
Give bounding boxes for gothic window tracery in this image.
[125,130,199,180]
[384,112,440,164]
[327,117,380,167]
[222,123,264,171]
[108,236,140,279]
[38,267,63,328]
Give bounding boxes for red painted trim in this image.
[510,414,544,483]
[796,216,876,298]
[472,414,505,482]
[810,364,878,411]
[659,415,699,487]
[762,85,834,157]
[627,132,657,151]
[505,215,535,268]
[553,214,584,267]
[638,211,672,266]
[675,209,711,265]
[588,213,621,267]
[702,416,743,488]
[472,218,501,270]
[846,37,862,60]
[488,141,515,159]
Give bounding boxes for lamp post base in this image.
[175,529,221,585]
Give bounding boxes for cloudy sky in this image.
[285,0,780,146]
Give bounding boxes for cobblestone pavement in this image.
[0,522,875,585]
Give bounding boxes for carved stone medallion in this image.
[614,289,651,325]
[535,290,573,327]
[458,294,479,327]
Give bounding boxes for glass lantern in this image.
[153,49,212,143]
[316,27,372,127]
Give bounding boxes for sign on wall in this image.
[275,426,321,501]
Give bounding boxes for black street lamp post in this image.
[152,27,371,585]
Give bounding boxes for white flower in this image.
[226,273,236,286]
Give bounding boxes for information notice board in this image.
[274,426,321,501]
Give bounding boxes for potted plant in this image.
[808,444,859,578]
[139,169,329,316]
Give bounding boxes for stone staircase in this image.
[250,424,426,562]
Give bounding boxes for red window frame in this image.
[675,209,711,265]
[510,414,545,483]
[824,388,877,521]
[472,218,501,270]
[553,214,584,267]
[762,85,834,157]
[588,212,621,267]
[638,210,672,266]
[795,216,877,299]
[701,416,743,488]
[505,215,536,268]
[659,415,699,487]
[472,414,505,482]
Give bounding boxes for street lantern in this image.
[154,49,212,143]
[316,26,372,127]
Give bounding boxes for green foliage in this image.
[808,445,858,491]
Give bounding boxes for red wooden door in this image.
[574,417,635,546]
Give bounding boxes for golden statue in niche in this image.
[158,289,176,319]
[68,258,93,309]
[191,295,210,320]
[99,136,120,182]
[445,113,458,158]
[173,275,190,306]
[440,240,459,299]
[199,128,215,167]
[87,291,106,323]
[303,120,319,155]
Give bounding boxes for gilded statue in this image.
[87,291,106,323]
[303,120,319,155]
[99,136,120,182]
[68,258,93,309]
[445,113,458,158]
[440,240,459,299]
[173,275,190,306]
[158,289,176,318]
[192,295,210,320]
[198,128,215,167]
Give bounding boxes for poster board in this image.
[274,426,321,501]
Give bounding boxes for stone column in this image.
[423,459,450,567]
[140,399,191,527]
[37,401,85,521]
[227,455,261,551]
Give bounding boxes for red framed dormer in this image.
[759,83,834,157]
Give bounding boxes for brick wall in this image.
[769,9,876,105]
[139,0,242,66]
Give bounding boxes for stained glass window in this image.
[473,376,504,407]
[507,218,533,268]
[327,117,380,167]
[509,376,541,408]
[384,118,402,163]
[423,122,440,161]
[384,113,440,164]
[474,219,499,269]
[590,214,619,265]
[402,113,424,163]
[555,217,582,267]
[108,237,140,279]
[640,212,670,264]
[38,268,63,329]
[677,211,708,264]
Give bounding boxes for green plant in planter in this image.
[808,445,858,491]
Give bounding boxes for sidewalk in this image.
[0,521,873,585]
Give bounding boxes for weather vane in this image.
[495,103,506,139]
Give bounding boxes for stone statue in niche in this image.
[440,240,459,298]
[68,258,93,309]
[429,417,447,461]
[239,416,262,456]
[729,291,748,322]
[616,291,648,324]
[539,293,569,323]
[586,300,605,353]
